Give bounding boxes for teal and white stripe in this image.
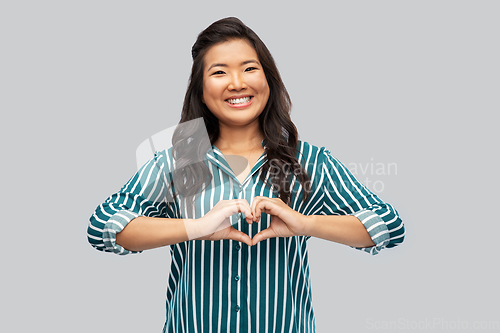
[88,140,405,332]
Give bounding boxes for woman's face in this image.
[202,38,270,129]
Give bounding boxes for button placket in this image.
[233,187,245,317]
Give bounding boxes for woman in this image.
[88,17,405,333]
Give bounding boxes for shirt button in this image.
[235,305,240,312]
[235,244,241,251]
[234,275,240,281]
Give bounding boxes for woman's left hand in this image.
[250,196,309,245]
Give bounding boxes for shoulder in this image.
[294,140,333,178]
[295,140,329,162]
[150,147,172,163]
[295,140,350,176]
[143,147,175,173]
[296,140,320,154]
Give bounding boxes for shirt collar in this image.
[205,138,268,185]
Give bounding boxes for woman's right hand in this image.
[185,199,255,246]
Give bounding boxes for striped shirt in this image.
[87,140,405,333]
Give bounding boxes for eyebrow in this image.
[207,60,260,72]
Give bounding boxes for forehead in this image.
[203,39,259,69]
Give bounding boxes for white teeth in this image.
[227,97,251,104]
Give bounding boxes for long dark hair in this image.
[169,17,311,211]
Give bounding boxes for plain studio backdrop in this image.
[1,1,498,332]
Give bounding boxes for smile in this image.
[226,96,252,105]
[225,96,253,108]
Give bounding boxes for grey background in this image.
[1,0,498,332]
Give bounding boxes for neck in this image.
[215,121,264,154]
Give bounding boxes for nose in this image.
[228,72,247,91]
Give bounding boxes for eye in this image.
[211,70,225,75]
[245,67,258,72]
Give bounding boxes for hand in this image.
[250,196,308,246]
[185,199,254,247]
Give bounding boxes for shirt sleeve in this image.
[87,150,176,255]
[318,147,405,255]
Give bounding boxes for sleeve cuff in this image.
[352,209,390,255]
[102,210,142,255]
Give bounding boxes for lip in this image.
[224,95,254,108]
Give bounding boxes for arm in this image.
[87,150,179,255]
[316,148,405,255]
[304,214,375,248]
[114,216,191,252]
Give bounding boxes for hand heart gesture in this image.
[186,197,308,246]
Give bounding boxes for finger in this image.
[235,199,254,221]
[228,227,253,247]
[254,198,277,222]
[255,199,280,218]
[223,200,253,226]
[252,197,269,222]
[235,199,252,214]
[255,206,261,222]
[242,198,255,221]
[239,199,254,217]
[225,199,252,219]
[251,228,276,246]
[250,196,263,215]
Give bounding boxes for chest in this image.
[223,150,264,184]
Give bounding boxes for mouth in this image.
[225,96,253,107]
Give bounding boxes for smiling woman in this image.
[87,17,405,333]
[202,38,270,130]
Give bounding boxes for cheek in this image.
[203,80,224,101]
[263,81,270,97]
[202,80,209,95]
[202,83,215,104]
[254,74,270,94]
[257,80,270,103]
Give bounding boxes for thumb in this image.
[251,228,276,246]
[228,227,253,247]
